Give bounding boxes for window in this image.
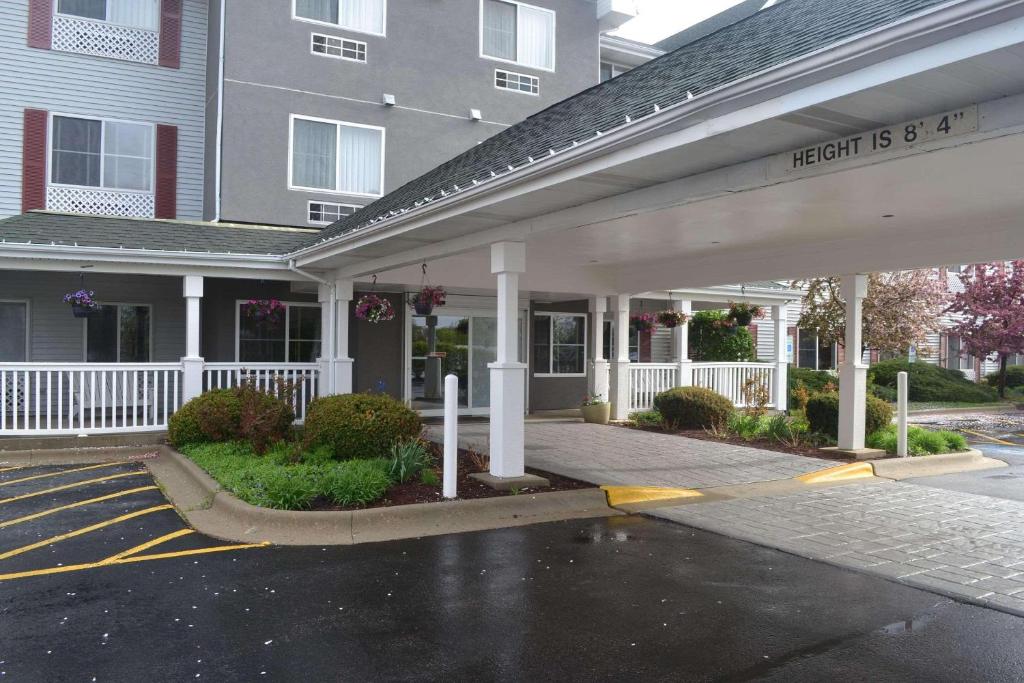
[797,329,835,370]
[57,0,160,30]
[600,62,629,82]
[311,33,367,62]
[290,115,384,196]
[51,116,153,192]
[86,304,151,362]
[308,201,360,225]
[0,302,28,362]
[495,69,539,95]
[238,303,322,363]
[602,320,639,362]
[481,0,554,71]
[534,313,586,375]
[294,0,386,36]
[945,335,974,371]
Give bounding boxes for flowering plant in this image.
[409,285,447,313]
[355,293,396,323]
[727,302,764,326]
[243,299,286,325]
[630,312,658,333]
[655,310,688,328]
[581,393,608,406]
[63,289,99,310]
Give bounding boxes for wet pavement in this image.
[2,465,1024,680]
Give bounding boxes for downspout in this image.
[213,0,226,222]
[287,259,330,285]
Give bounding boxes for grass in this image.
[180,441,429,510]
[866,425,968,456]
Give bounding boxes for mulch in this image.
[620,424,855,462]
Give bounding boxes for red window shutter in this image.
[154,125,178,219]
[22,109,48,213]
[26,0,52,49]
[639,331,652,363]
[158,0,183,69]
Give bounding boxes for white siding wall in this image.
[0,0,208,219]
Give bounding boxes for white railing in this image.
[47,186,155,219]
[628,363,678,412]
[691,362,777,409]
[52,14,160,65]
[0,364,182,436]
[203,364,320,423]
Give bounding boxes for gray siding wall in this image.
[350,292,405,399]
[219,0,600,227]
[530,299,589,411]
[0,0,209,219]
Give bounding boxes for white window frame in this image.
[0,300,31,362]
[48,112,156,195]
[291,0,387,38]
[494,68,539,96]
[287,114,386,198]
[479,0,556,73]
[234,301,323,363]
[82,302,154,363]
[533,312,587,378]
[53,0,160,31]
[307,200,361,225]
[310,32,368,63]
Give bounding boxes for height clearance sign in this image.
[773,105,978,175]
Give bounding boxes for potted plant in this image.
[630,312,658,334]
[243,298,286,326]
[727,302,763,327]
[63,289,99,318]
[355,293,396,323]
[655,310,688,328]
[408,285,446,315]
[580,393,611,425]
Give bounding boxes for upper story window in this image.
[495,69,539,95]
[481,0,554,72]
[53,0,162,64]
[308,201,360,225]
[311,33,367,62]
[294,0,386,37]
[600,62,629,82]
[52,115,154,192]
[289,115,384,197]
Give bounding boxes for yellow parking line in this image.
[0,504,172,561]
[0,471,147,505]
[0,486,159,530]
[0,466,27,473]
[103,529,195,562]
[0,462,124,488]
[961,429,1017,446]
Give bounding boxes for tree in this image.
[794,271,947,356]
[947,262,1024,398]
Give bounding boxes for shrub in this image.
[986,366,1024,389]
[868,382,897,402]
[653,386,734,430]
[869,360,997,403]
[168,389,242,447]
[805,393,893,439]
[788,368,836,409]
[866,425,969,455]
[236,382,295,454]
[420,468,440,487]
[304,393,422,460]
[628,410,663,428]
[320,459,393,507]
[388,440,432,483]
[688,311,756,362]
[727,412,762,441]
[241,466,320,510]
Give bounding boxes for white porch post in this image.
[673,299,692,387]
[333,278,354,394]
[838,274,868,450]
[609,294,631,420]
[181,275,204,402]
[317,282,337,396]
[489,242,527,478]
[772,303,789,411]
[589,296,609,401]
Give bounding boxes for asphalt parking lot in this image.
[2,460,1023,681]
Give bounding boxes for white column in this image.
[609,294,631,420]
[673,299,693,387]
[181,275,204,402]
[838,274,868,450]
[488,242,527,478]
[772,303,789,411]
[334,278,354,394]
[317,282,337,396]
[589,296,609,401]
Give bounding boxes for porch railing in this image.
[0,364,183,436]
[203,363,320,422]
[628,362,777,412]
[628,363,678,412]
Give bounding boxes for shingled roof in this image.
[303,0,949,250]
[0,212,315,255]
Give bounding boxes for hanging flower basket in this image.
[243,299,286,326]
[63,289,99,318]
[408,285,446,316]
[356,293,396,323]
[655,310,688,328]
[630,312,658,334]
[727,302,763,327]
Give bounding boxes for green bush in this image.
[986,366,1024,389]
[866,425,969,456]
[388,440,432,483]
[653,386,734,430]
[868,382,897,402]
[235,383,295,454]
[628,410,663,428]
[727,412,762,441]
[869,360,997,403]
[788,367,837,410]
[319,459,393,507]
[304,393,422,460]
[805,392,893,439]
[168,389,242,447]
[688,311,756,362]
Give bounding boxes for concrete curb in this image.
[868,449,1006,480]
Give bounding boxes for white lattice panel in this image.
[52,15,160,65]
[47,186,155,218]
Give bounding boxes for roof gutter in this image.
[288,0,1023,264]
[0,241,289,267]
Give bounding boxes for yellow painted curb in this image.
[961,429,1017,447]
[601,485,702,507]
[796,462,874,484]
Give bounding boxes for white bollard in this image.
[897,370,908,457]
[443,373,458,499]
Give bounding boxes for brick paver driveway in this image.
[442,419,835,489]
